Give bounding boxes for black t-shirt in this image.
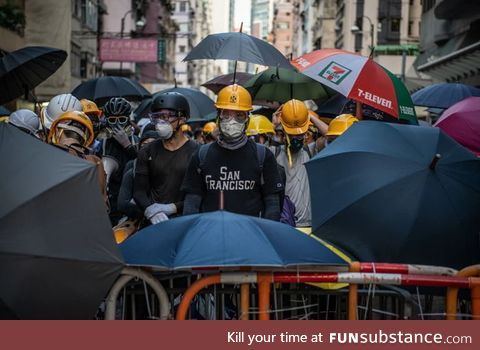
[181,140,283,217]
[136,139,198,208]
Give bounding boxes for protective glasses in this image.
[218,110,248,123]
[150,111,179,122]
[106,116,129,125]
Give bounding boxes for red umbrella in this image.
[292,48,417,124]
[434,96,480,156]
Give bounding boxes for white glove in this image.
[112,126,132,148]
[144,203,177,219]
[150,212,169,224]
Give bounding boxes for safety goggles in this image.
[106,116,129,125]
[218,110,248,123]
[150,110,179,123]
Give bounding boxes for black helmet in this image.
[103,97,132,117]
[152,92,190,119]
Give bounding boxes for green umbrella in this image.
[244,67,336,104]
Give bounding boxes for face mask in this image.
[289,137,304,153]
[219,119,245,140]
[155,120,174,140]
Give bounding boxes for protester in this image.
[134,92,198,225]
[182,84,283,220]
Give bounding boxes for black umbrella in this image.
[72,76,151,106]
[183,31,293,70]
[307,121,480,269]
[201,72,254,94]
[0,46,67,104]
[154,87,216,121]
[0,124,124,319]
[132,97,152,122]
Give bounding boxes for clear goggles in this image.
[218,110,248,123]
[150,110,179,123]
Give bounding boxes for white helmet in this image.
[42,94,82,130]
[9,109,40,134]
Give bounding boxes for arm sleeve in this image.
[180,148,205,196]
[117,169,143,219]
[261,148,284,196]
[263,194,280,221]
[133,148,152,211]
[183,193,202,215]
[125,144,138,160]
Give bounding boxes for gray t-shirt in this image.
[271,145,312,227]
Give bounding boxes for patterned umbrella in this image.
[292,48,417,124]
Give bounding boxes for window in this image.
[180,23,188,32]
[71,43,81,78]
[72,0,82,18]
[390,18,400,32]
[179,45,186,53]
[408,20,413,35]
[276,22,289,29]
[286,12,291,16]
[180,1,187,12]
[82,0,98,31]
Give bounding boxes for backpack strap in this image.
[303,144,313,158]
[197,143,212,174]
[255,143,266,185]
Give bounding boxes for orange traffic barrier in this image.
[348,261,361,320]
[258,272,271,320]
[446,265,480,320]
[176,274,221,320]
[240,283,250,320]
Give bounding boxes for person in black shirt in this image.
[134,92,199,225]
[182,84,283,220]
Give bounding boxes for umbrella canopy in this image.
[0,46,67,104]
[71,76,151,106]
[0,124,124,319]
[306,121,480,269]
[120,210,347,271]
[155,87,216,121]
[132,97,152,123]
[434,96,480,155]
[184,32,293,70]
[316,94,417,124]
[292,49,418,124]
[244,67,336,103]
[202,72,253,94]
[412,83,480,109]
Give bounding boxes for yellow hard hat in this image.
[246,114,274,136]
[326,114,359,136]
[280,99,309,135]
[48,111,94,146]
[215,84,253,112]
[181,124,192,132]
[202,121,217,134]
[80,99,102,117]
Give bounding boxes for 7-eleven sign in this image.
[319,62,352,85]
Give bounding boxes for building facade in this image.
[414,0,480,85]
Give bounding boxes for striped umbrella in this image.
[292,48,418,125]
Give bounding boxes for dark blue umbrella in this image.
[411,83,480,109]
[155,87,216,121]
[306,121,480,269]
[120,211,347,270]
